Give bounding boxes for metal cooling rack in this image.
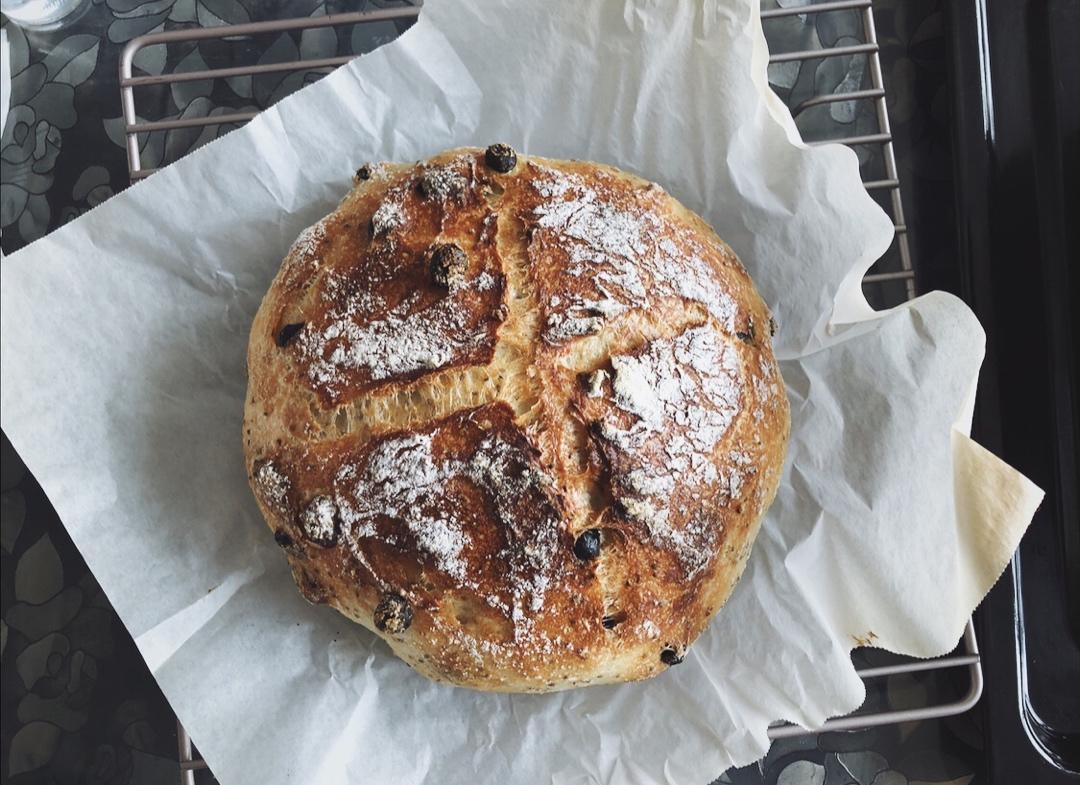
[116,1,980,781]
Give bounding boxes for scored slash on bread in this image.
[244,146,789,692]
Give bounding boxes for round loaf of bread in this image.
[244,146,789,692]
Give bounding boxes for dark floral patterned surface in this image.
[1,434,182,783]
[1,0,975,782]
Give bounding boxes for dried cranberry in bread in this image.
[244,146,789,692]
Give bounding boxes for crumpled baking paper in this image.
[0,1,1043,783]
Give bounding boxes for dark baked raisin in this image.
[417,167,466,200]
[573,529,602,561]
[429,243,469,291]
[274,528,306,558]
[485,143,517,173]
[736,319,755,344]
[660,648,684,666]
[253,460,290,512]
[355,164,373,181]
[602,611,626,629]
[276,322,305,347]
[374,593,413,634]
[370,200,405,237]
[769,317,778,337]
[299,495,338,546]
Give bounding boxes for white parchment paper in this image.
[0,1,1043,783]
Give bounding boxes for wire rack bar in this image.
[760,0,871,18]
[808,132,893,146]
[118,6,421,178]
[860,1,913,297]
[864,269,915,283]
[769,42,878,64]
[114,1,979,779]
[769,622,983,738]
[124,55,353,87]
[129,111,258,133]
[863,178,900,190]
[177,721,202,785]
[791,88,885,116]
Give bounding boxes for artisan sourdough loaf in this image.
[244,146,789,692]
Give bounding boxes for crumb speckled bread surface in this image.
[243,146,790,692]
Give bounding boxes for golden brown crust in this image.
[264,155,507,408]
[244,147,789,692]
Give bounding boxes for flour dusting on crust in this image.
[419,163,469,202]
[371,199,405,236]
[328,408,572,659]
[254,462,289,512]
[526,165,739,342]
[287,220,327,266]
[589,326,746,576]
[300,495,337,543]
[300,294,485,388]
[287,157,505,402]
